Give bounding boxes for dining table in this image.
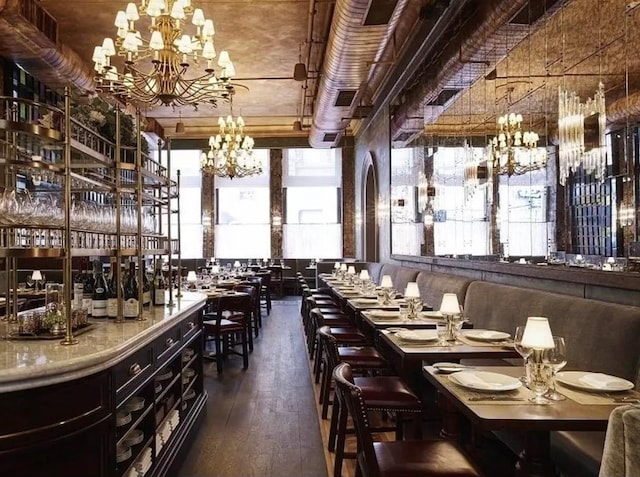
[422,365,638,477]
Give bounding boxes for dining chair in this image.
[254,271,272,314]
[202,294,251,373]
[234,282,260,342]
[333,362,483,477]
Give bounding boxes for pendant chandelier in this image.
[487,112,547,176]
[91,0,238,108]
[200,104,261,179]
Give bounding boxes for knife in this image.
[467,396,525,402]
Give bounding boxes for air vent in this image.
[352,105,373,118]
[509,0,551,25]
[363,0,399,26]
[335,90,358,107]
[323,133,338,142]
[427,89,461,106]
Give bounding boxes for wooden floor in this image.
[177,298,328,477]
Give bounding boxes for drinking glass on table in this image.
[542,336,567,401]
[514,325,532,383]
[526,361,553,404]
[435,321,450,346]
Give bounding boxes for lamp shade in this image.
[340,263,347,272]
[347,266,356,275]
[175,121,185,134]
[521,317,555,349]
[233,260,241,268]
[186,271,198,282]
[334,262,340,269]
[31,270,43,281]
[359,270,370,281]
[404,282,420,298]
[440,293,460,314]
[380,275,393,288]
[293,62,307,81]
[211,265,220,274]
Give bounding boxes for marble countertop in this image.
[0,292,207,393]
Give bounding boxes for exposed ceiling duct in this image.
[391,0,564,142]
[308,0,410,148]
[0,0,94,92]
[607,91,640,126]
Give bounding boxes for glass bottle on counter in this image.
[142,268,151,306]
[83,261,95,315]
[91,260,109,318]
[107,257,120,319]
[123,260,139,318]
[73,261,85,309]
[153,261,166,306]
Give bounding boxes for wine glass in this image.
[543,336,567,401]
[514,325,532,383]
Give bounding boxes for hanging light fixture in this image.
[91,0,242,108]
[200,100,261,179]
[487,112,547,176]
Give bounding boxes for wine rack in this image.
[0,90,180,339]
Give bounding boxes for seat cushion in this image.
[354,376,422,411]
[339,347,387,369]
[329,327,367,343]
[373,440,481,477]
[550,431,603,477]
[203,319,244,332]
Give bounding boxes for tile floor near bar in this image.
[177,298,328,477]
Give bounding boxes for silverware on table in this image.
[467,396,525,402]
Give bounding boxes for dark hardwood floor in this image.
[177,298,328,477]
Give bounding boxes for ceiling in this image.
[2,0,639,147]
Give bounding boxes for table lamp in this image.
[211,265,220,275]
[359,270,370,281]
[521,316,555,403]
[404,282,422,319]
[233,260,241,269]
[404,282,420,298]
[440,293,462,341]
[347,266,356,275]
[186,271,198,290]
[334,262,340,269]
[31,270,43,291]
[380,275,393,288]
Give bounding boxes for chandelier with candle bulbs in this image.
[91,0,240,108]
[200,107,261,179]
[487,112,547,176]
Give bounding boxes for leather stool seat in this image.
[339,347,387,368]
[354,376,423,410]
[329,327,367,343]
[372,440,481,477]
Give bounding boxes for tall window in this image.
[215,150,270,259]
[282,148,342,258]
[161,149,203,259]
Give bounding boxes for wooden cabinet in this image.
[0,305,206,477]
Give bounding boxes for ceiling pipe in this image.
[391,0,564,139]
[309,0,410,148]
[606,90,640,126]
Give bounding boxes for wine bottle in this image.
[83,260,95,315]
[123,260,139,318]
[91,260,109,318]
[107,257,120,319]
[153,261,166,306]
[73,262,85,308]
[142,268,151,306]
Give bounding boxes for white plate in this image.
[463,330,511,342]
[432,362,470,374]
[556,371,635,392]
[420,311,443,319]
[449,371,522,391]
[340,290,360,295]
[396,329,438,343]
[352,298,378,305]
[369,310,401,319]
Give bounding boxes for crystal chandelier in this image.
[558,83,607,186]
[487,112,547,176]
[91,0,238,108]
[200,108,261,179]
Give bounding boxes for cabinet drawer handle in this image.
[129,363,141,376]
[188,321,195,330]
[166,338,175,348]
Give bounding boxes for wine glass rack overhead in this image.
[0,90,180,344]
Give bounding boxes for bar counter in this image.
[0,292,207,393]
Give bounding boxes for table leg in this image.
[436,391,462,440]
[516,431,559,477]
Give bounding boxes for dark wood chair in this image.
[333,362,483,477]
[203,294,251,373]
[234,283,260,349]
[254,270,272,314]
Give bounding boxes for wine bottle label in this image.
[92,299,107,317]
[154,289,165,305]
[143,290,151,305]
[107,298,118,318]
[82,298,93,315]
[124,298,139,318]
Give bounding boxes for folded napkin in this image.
[454,372,506,390]
[579,373,621,389]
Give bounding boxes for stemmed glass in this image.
[527,361,553,404]
[543,336,567,401]
[514,325,532,383]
